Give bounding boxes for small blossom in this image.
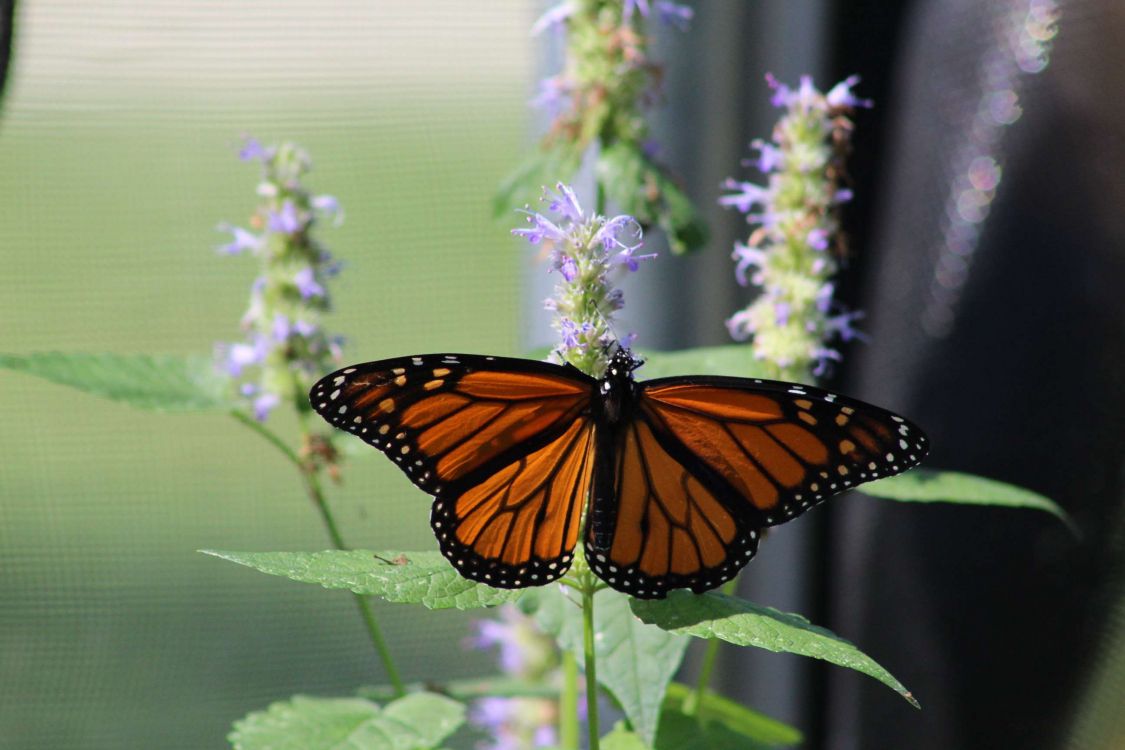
[268,200,301,234]
[252,392,281,422]
[718,179,769,213]
[293,268,324,299]
[217,225,263,255]
[826,75,873,110]
[530,1,575,35]
[238,137,274,163]
[312,194,344,226]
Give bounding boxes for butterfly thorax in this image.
[593,348,643,426]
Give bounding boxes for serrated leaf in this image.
[597,141,708,255]
[663,683,801,747]
[631,591,917,708]
[637,346,769,380]
[524,587,690,747]
[0,351,233,411]
[859,469,1074,531]
[229,692,465,750]
[202,550,519,610]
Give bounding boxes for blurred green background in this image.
[0,2,539,747]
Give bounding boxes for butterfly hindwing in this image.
[584,412,760,599]
[638,375,930,527]
[310,354,597,587]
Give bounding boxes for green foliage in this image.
[492,150,578,220]
[522,587,690,747]
[0,351,232,412]
[229,692,464,750]
[663,683,801,747]
[637,345,771,379]
[596,141,708,255]
[860,469,1073,529]
[202,550,519,610]
[631,591,918,708]
[360,676,558,704]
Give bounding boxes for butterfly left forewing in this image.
[310,353,599,588]
[638,375,929,527]
[310,353,594,495]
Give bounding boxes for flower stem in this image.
[560,650,580,749]
[230,409,407,698]
[683,576,740,717]
[582,572,601,750]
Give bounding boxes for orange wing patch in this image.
[586,418,754,599]
[434,417,594,587]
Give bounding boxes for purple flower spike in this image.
[294,268,325,299]
[267,200,301,234]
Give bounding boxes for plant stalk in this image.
[582,574,601,750]
[560,650,580,749]
[231,409,407,698]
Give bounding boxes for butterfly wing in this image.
[310,354,597,587]
[584,411,760,599]
[585,375,929,599]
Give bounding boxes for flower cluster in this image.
[721,75,870,379]
[216,138,344,421]
[467,605,559,750]
[531,0,692,133]
[513,183,653,377]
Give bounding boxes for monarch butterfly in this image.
[310,348,928,599]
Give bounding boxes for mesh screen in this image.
[0,2,537,747]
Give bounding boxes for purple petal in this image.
[294,268,325,299]
[512,211,567,245]
[623,0,650,21]
[826,74,873,109]
[271,313,291,342]
[267,200,301,234]
[312,194,344,226]
[807,228,830,251]
[217,225,263,255]
[558,255,578,282]
[253,392,281,422]
[655,1,693,30]
[530,1,575,35]
[238,137,274,163]
[731,242,767,286]
[292,319,318,337]
[719,179,769,213]
[546,182,584,224]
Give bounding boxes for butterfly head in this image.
[606,346,643,378]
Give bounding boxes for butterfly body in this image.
[311,349,928,599]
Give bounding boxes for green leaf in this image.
[602,723,650,750]
[524,587,690,747]
[493,148,579,219]
[201,550,519,610]
[654,707,776,750]
[229,692,465,750]
[860,469,1075,532]
[637,346,769,380]
[663,683,801,747]
[359,675,558,703]
[597,141,708,255]
[631,591,918,708]
[0,351,233,411]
